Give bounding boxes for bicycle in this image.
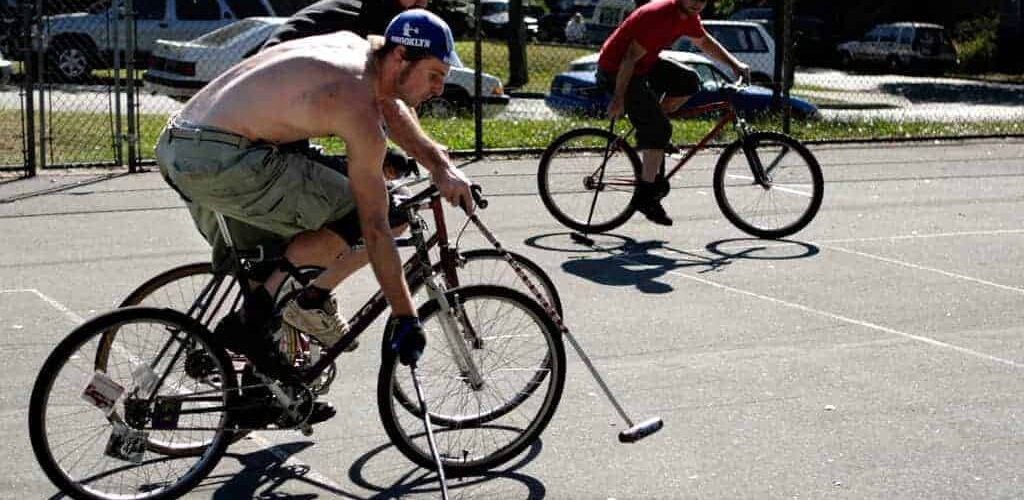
[28,181,567,500]
[537,82,825,240]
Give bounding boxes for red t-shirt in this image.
[597,0,706,75]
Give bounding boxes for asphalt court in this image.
[1,138,1022,498]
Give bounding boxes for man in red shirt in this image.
[598,0,750,225]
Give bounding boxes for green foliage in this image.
[952,10,1001,73]
[454,40,593,93]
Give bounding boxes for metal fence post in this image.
[125,0,138,173]
[34,0,45,171]
[473,0,483,158]
[19,0,36,177]
[112,0,123,167]
[781,0,794,134]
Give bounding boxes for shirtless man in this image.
[155,10,471,404]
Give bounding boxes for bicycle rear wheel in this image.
[713,132,824,239]
[29,307,236,500]
[538,127,641,234]
[377,285,566,476]
[430,248,563,317]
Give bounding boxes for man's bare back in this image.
[177,32,381,145]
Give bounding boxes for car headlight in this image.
[492,82,503,96]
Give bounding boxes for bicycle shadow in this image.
[190,435,547,499]
[551,234,819,294]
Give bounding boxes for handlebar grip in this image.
[471,184,488,210]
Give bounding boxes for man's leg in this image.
[625,77,674,226]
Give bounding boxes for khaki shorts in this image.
[155,123,357,272]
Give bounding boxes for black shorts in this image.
[598,55,701,150]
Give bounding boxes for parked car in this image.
[37,0,307,82]
[544,52,819,119]
[728,7,831,65]
[836,22,957,74]
[583,0,632,44]
[0,48,11,85]
[670,20,775,84]
[480,0,539,39]
[142,17,510,117]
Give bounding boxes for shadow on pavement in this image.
[553,236,818,293]
[196,435,547,499]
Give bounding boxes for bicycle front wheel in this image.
[30,307,236,500]
[713,132,824,239]
[538,127,641,233]
[377,285,566,476]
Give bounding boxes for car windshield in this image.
[569,60,597,72]
[192,19,265,45]
[482,2,508,15]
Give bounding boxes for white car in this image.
[143,17,510,116]
[671,20,775,84]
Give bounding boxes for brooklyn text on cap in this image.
[384,9,463,67]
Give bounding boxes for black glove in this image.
[387,315,425,366]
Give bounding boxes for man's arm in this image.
[343,118,416,317]
[607,41,646,119]
[692,33,751,82]
[379,98,474,212]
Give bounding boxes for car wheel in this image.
[839,51,853,69]
[48,40,95,82]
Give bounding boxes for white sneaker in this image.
[282,296,357,351]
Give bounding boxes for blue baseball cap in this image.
[384,9,463,68]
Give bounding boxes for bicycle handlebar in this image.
[394,182,488,213]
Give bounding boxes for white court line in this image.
[603,252,1024,369]
[819,228,1024,245]
[823,245,1024,295]
[1,288,349,493]
[1,288,85,324]
[726,174,812,197]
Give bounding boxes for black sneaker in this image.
[652,173,670,201]
[213,311,297,384]
[634,197,674,226]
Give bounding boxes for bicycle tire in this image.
[377,285,566,476]
[432,248,564,318]
[538,127,641,234]
[712,132,824,239]
[30,307,236,500]
[397,249,563,420]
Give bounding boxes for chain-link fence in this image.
[3,0,1023,176]
[483,0,1023,150]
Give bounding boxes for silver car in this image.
[837,22,957,74]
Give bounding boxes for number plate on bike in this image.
[105,422,148,464]
[82,371,125,416]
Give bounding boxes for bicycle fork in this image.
[421,273,486,390]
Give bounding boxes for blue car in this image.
[545,52,819,120]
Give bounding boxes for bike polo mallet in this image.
[466,208,663,443]
[570,119,621,247]
[409,362,450,500]
[561,329,664,443]
[391,319,450,500]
